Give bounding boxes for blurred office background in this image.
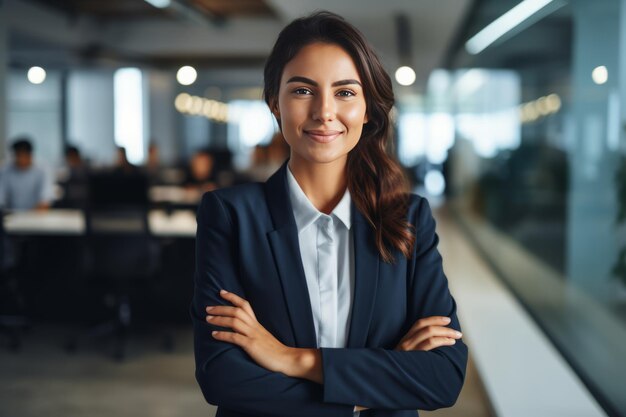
[0,0,625,416]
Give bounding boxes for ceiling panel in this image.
[8,0,472,91]
[192,0,275,18]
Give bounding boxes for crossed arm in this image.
[206,289,463,412]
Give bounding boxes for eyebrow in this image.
[286,76,362,87]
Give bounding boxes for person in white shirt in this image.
[193,11,467,417]
[0,138,54,211]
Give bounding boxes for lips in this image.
[304,129,343,143]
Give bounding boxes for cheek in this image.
[278,99,308,130]
[342,104,368,130]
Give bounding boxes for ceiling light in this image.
[174,93,192,113]
[536,96,550,115]
[524,102,539,121]
[177,66,197,86]
[592,66,608,85]
[395,66,416,86]
[546,93,561,112]
[466,0,558,55]
[27,66,46,84]
[144,0,171,8]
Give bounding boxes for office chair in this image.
[66,171,172,360]
[0,209,29,351]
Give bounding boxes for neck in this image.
[288,155,348,215]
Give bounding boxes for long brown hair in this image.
[263,11,415,263]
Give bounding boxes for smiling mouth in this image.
[304,130,343,143]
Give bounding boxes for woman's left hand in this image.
[206,290,292,375]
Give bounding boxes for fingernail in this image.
[212,331,218,336]
[450,339,456,344]
[220,289,228,294]
[206,315,214,320]
[455,331,463,338]
[206,306,214,312]
[443,317,451,324]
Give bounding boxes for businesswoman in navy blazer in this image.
[192,11,468,416]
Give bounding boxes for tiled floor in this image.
[0,326,491,417]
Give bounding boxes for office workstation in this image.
[1,1,625,417]
[3,206,197,237]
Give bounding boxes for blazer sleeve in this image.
[321,196,468,411]
[191,191,355,417]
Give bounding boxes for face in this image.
[117,149,127,165]
[14,151,32,170]
[191,153,214,180]
[274,42,368,168]
[66,152,80,167]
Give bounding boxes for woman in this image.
[192,11,468,416]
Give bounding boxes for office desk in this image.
[3,209,198,322]
[4,209,197,237]
[149,210,197,237]
[149,186,201,206]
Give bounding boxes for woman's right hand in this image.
[394,316,462,351]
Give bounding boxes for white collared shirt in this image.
[286,165,355,349]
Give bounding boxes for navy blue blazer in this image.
[192,161,468,417]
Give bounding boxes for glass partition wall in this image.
[441,1,626,415]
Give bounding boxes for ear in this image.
[269,100,282,129]
[363,111,369,124]
[269,98,280,119]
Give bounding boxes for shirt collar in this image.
[332,184,351,230]
[286,165,352,232]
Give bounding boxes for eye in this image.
[293,88,312,95]
[336,89,356,97]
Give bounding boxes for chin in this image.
[299,150,349,165]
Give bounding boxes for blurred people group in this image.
[0,133,290,212]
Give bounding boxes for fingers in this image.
[407,316,451,335]
[400,316,454,342]
[396,325,462,351]
[416,336,458,351]
[206,308,250,333]
[218,290,257,320]
[397,316,453,347]
[205,290,258,336]
[205,305,253,325]
[212,330,246,347]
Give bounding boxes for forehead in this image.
[281,42,362,82]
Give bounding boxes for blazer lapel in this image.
[264,162,318,348]
[347,203,380,348]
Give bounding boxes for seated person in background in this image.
[245,132,290,181]
[183,149,217,194]
[144,142,165,184]
[65,145,86,177]
[57,145,88,208]
[113,146,141,176]
[0,137,54,211]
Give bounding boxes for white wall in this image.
[147,70,179,165]
[183,115,211,158]
[67,70,116,166]
[7,70,63,168]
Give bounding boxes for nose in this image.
[311,91,336,122]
